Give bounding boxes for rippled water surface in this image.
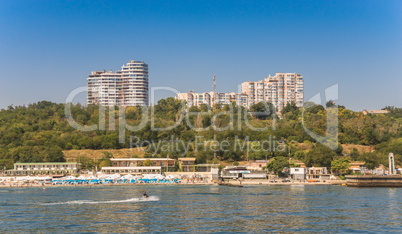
[0,185,401,232]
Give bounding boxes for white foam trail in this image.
[40,196,159,205]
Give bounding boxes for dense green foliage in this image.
[331,158,351,175]
[0,100,401,170]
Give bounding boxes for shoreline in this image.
[0,180,345,188]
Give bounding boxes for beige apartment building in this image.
[87,60,149,106]
[176,73,303,111]
[241,73,304,111]
[175,91,248,108]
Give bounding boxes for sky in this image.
[0,0,401,111]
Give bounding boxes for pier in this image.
[346,175,402,187]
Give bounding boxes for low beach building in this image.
[349,161,366,173]
[5,162,80,176]
[194,164,219,172]
[221,166,267,179]
[247,160,269,170]
[101,166,162,175]
[290,167,307,180]
[178,158,196,172]
[110,158,176,171]
[306,167,330,181]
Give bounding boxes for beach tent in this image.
[112,173,121,178]
[121,174,135,180]
[143,174,165,180]
[165,175,177,180]
[97,174,109,179]
[63,176,76,180]
[36,176,52,181]
[16,176,29,181]
[154,174,165,180]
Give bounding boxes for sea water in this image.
[0,185,401,232]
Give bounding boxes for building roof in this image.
[362,110,390,115]
[111,158,175,161]
[349,161,365,166]
[195,164,219,167]
[224,166,248,171]
[101,166,162,170]
[14,162,78,165]
[178,158,196,161]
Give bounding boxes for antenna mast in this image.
[213,74,217,159]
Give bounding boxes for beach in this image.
[0,178,345,188]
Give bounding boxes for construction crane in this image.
[213,74,217,159]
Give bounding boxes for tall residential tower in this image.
[87,60,149,106]
[241,73,304,111]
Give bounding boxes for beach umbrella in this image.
[154,174,165,180]
[63,176,76,180]
[166,174,178,180]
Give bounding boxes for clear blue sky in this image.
[1,0,401,110]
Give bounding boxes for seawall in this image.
[346,175,402,187]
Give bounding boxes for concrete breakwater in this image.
[346,175,402,187]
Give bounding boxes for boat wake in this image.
[40,196,160,205]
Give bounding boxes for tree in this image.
[218,164,224,173]
[266,157,289,176]
[335,144,343,156]
[331,158,350,175]
[0,159,14,170]
[98,158,112,169]
[44,146,65,162]
[102,151,113,159]
[304,102,325,114]
[249,102,275,120]
[80,156,94,170]
[282,102,298,115]
[200,104,210,112]
[304,144,336,168]
[294,151,306,161]
[326,100,336,108]
[144,159,152,166]
[361,127,380,145]
[350,148,360,161]
[232,161,239,166]
[360,152,384,170]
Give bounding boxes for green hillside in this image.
[0,99,401,170]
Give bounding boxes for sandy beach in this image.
[0,179,345,188]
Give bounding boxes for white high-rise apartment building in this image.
[87,60,149,106]
[241,73,303,111]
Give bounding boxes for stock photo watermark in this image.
[64,84,339,155]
